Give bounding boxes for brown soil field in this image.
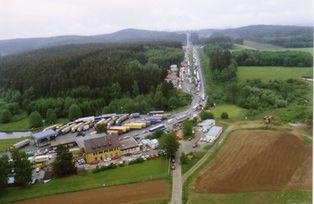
[18,180,169,204]
[193,130,312,194]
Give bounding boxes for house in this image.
[83,135,121,164]
[120,137,140,155]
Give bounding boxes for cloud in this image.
[0,0,312,39]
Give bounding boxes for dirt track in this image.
[193,130,312,194]
[18,180,169,204]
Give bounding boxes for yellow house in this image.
[83,135,121,164]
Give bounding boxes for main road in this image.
[170,33,206,204]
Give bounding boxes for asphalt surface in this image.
[170,33,207,204]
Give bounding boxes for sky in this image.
[0,0,313,40]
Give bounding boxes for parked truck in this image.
[10,139,30,151]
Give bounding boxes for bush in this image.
[200,111,214,120]
[221,112,229,119]
[129,157,144,165]
[46,109,57,124]
[92,163,117,173]
[0,109,12,123]
[68,104,82,121]
[180,153,188,164]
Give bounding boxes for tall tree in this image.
[131,80,140,96]
[160,132,180,158]
[46,108,57,124]
[29,111,43,128]
[12,150,32,186]
[53,145,76,177]
[0,109,12,123]
[0,155,10,190]
[68,104,82,121]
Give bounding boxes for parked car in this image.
[171,155,175,163]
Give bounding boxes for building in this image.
[140,139,159,149]
[170,64,178,72]
[201,126,223,143]
[83,135,121,164]
[33,129,58,147]
[198,119,215,132]
[120,137,140,155]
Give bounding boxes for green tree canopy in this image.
[53,145,76,177]
[68,104,82,121]
[0,109,12,123]
[200,111,214,120]
[29,111,43,128]
[0,155,10,190]
[95,123,107,133]
[46,108,57,124]
[12,150,32,186]
[160,132,180,158]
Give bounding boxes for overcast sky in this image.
[0,0,313,40]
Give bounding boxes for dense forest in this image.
[0,42,191,126]
[232,50,313,67]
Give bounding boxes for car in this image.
[171,164,176,170]
[188,137,192,141]
[171,155,175,163]
[192,143,197,148]
[77,132,85,137]
[35,168,40,173]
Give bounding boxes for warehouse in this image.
[83,135,121,164]
[198,119,215,133]
[120,137,140,155]
[201,126,223,143]
[33,129,58,147]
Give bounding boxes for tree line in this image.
[232,50,313,67]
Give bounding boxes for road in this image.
[170,32,206,204]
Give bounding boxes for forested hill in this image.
[0,28,185,56]
[197,25,313,48]
[0,42,183,98]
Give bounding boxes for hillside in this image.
[197,25,313,48]
[0,28,185,56]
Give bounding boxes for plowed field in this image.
[193,130,311,194]
[18,180,169,204]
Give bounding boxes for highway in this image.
[170,33,206,204]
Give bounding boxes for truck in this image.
[148,111,165,115]
[130,113,140,118]
[149,124,165,132]
[115,114,129,125]
[10,139,30,150]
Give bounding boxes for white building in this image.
[170,64,178,72]
[198,119,215,132]
[201,126,223,143]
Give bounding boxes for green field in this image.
[0,158,169,203]
[211,104,245,121]
[189,191,312,204]
[234,41,313,54]
[238,66,313,82]
[0,137,31,152]
[0,117,69,132]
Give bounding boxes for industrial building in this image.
[32,129,58,147]
[198,119,215,132]
[201,126,223,143]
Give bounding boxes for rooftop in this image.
[83,135,120,154]
[198,119,215,127]
[33,129,57,140]
[120,137,139,150]
[207,126,222,136]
